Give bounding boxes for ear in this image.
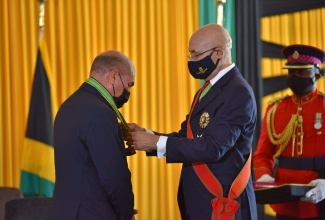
[106,69,118,84]
[215,49,224,57]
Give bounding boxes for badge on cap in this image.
[292,51,299,59]
[199,112,210,128]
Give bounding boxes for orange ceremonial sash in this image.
[187,82,251,220]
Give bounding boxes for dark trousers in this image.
[277,214,321,220]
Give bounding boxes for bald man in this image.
[126,24,258,219]
[48,50,136,220]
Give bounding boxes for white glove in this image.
[301,179,325,203]
[256,174,275,182]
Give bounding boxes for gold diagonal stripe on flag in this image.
[21,138,55,183]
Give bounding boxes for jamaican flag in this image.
[20,37,55,197]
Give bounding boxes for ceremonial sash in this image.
[187,82,251,220]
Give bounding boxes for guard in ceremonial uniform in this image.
[253,44,325,219]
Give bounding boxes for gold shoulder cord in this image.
[266,101,304,158]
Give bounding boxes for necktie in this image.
[199,81,212,101]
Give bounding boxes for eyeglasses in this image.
[188,47,218,61]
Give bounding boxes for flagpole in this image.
[215,0,226,26]
[38,0,46,41]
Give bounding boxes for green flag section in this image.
[20,40,55,197]
[199,0,217,26]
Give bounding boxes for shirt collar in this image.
[292,89,319,105]
[209,63,235,85]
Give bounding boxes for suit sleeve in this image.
[145,114,190,157]
[85,108,134,219]
[253,104,276,179]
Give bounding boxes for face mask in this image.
[286,74,316,96]
[188,52,220,79]
[113,74,130,108]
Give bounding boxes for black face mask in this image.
[188,52,220,79]
[286,74,316,96]
[113,74,130,108]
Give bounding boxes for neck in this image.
[295,88,317,98]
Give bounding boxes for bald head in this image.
[189,24,232,63]
[88,50,135,101]
[90,50,134,78]
[190,24,232,49]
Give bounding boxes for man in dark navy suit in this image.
[126,24,258,220]
[48,50,137,220]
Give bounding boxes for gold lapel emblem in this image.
[293,51,299,59]
[196,67,207,74]
[199,112,210,128]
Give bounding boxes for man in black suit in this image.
[48,50,136,220]
[126,24,258,220]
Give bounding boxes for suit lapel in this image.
[191,67,238,117]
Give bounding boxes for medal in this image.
[199,112,210,128]
[314,113,322,130]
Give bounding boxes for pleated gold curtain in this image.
[0,0,200,219]
[260,7,325,217]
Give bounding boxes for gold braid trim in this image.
[266,101,301,158]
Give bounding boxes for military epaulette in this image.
[317,91,325,98]
[267,95,290,105]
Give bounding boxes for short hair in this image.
[90,55,130,76]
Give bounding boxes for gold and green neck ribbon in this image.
[86,77,130,133]
[199,83,212,100]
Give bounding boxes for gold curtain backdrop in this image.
[260,7,325,217]
[2,0,325,219]
[0,0,199,219]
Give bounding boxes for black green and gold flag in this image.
[20,37,55,197]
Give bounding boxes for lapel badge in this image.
[314,112,322,130]
[199,112,210,128]
[196,67,207,75]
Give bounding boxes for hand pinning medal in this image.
[199,112,210,128]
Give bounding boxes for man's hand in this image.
[301,179,325,203]
[256,174,275,182]
[131,209,138,220]
[125,131,159,152]
[128,123,145,132]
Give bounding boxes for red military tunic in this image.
[253,89,325,218]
